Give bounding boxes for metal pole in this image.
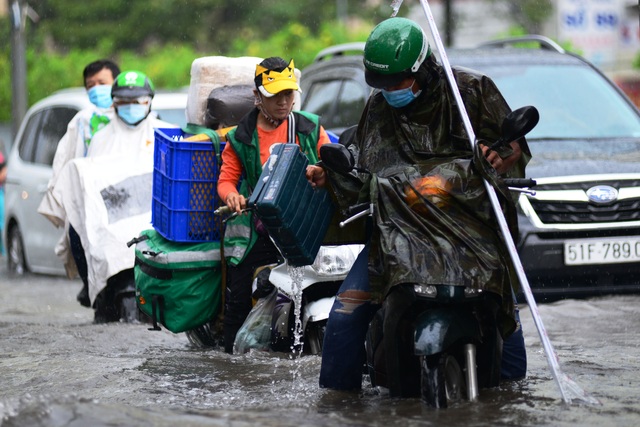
[444,0,453,47]
[417,0,599,406]
[9,0,28,142]
[336,0,347,23]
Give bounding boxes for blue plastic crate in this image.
[154,128,223,181]
[152,128,224,242]
[152,199,223,243]
[153,172,217,211]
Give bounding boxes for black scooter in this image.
[320,106,539,407]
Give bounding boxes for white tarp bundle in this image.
[186,56,263,125]
[186,55,302,125]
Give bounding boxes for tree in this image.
[30,0,371,55]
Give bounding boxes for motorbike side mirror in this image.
[488,105,540,151]
[501,105,540,143]
[319,143,356,175]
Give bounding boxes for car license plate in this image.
[564,237,640,265]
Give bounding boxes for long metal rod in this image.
[415,0,599,405]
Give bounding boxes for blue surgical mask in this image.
[87,85,113,109]
[381,80,421,108]
[116,103,150,126]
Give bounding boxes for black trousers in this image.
[69,225,89,287]
[223,233,280,353]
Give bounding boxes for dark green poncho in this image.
[329,64,531,336]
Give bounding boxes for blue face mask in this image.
[87,85,113,109]
[381,80,422,108]
[116,103,150,126]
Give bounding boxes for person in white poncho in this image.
[38,59,121,306]
[53,70,177,322]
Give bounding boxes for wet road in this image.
[1,263,639,427]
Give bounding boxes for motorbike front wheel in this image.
[421,353,464,408]
[303,320,326,355]
[94,269,141,323]
[185,321,221,349]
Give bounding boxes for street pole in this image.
[444,0,453,46]
[9,0,28,142]
[336,0,347,23]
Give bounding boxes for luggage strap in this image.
[182,123,222,163]
[287,112,295,144]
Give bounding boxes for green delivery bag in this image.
[133,229,222,333]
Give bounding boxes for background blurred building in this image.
[409,0,639,72]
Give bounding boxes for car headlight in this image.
[311,245,363,276]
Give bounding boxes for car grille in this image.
[523,178,640,225]
[529,199,640,223]
[535,179,640,191]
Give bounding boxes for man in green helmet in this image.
[308,17,530,393]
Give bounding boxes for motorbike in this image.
[93,267,140,323]
[319,106,539,407]
[204,204,363,354]
[265,243,363,354]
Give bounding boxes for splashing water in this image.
[286,264,305,357]
[390,0,404,17]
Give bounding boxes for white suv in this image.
[3,88,187,275]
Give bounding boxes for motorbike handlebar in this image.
[347,202,370,216]
[214,205,231,216]
[503,178,537,188]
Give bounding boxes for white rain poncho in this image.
[52,115,177,304]
[38,106,115,228]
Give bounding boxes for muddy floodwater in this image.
[1,265,639,427]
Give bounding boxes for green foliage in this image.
[489,0,553,34]
[32,0,356,55]
[229,20,373,69]
[0,14,370,122]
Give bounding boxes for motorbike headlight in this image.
[464,287,483,297]
[414,284,438,297]
[311,245,363,276]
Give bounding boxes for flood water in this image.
[1,264,639,427]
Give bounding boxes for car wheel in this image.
[421,353,464,408]
[7,225,27,275]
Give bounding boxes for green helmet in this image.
[363,17,431,89]
[111,70,155,99]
